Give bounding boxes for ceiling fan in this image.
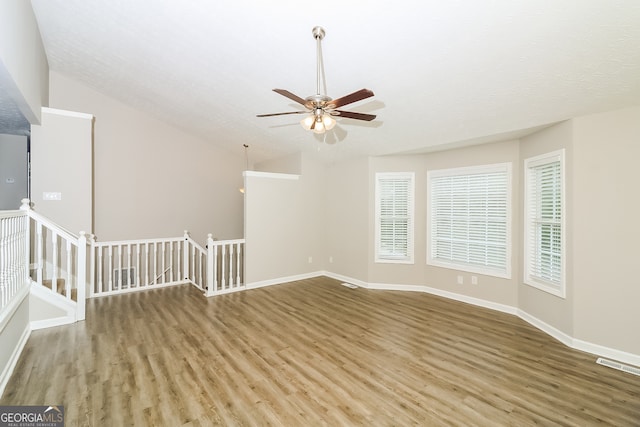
[257,26,376,134]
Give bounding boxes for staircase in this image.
[0,199,245,397]
[1,199,246,331]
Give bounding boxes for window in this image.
[375,172,415,263]
[524,149,565,297]
[427,163,511,278]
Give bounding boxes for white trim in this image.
[523,149,566,298]
[321,271,640,368]
[29,282,77,330]
[30,315,76,330]
[203,285,247,297]
[516,308,573,347]
[366,282,518,315]
[89,280,190,298]
[41,107,94,120]
[323,271,369,289]
[30,282,76,312]
[0,320,30,398]
[427,162,512,279]
[573,339,640,369]
[374,172,415,264]
[243,171,300,180]
[245,271,324,290]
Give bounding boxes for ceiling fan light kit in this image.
[257,26,376,136]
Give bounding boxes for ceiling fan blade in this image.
[257,111,307,117]
[273,89,308,106]
[333,110,376,121]
[329,89,375,109]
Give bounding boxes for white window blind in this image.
[524,150,565,297]
[375,173,414,263]
[428,163,511,277]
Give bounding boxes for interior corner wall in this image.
[48,71,244,245]
[244,156,327,286]
[0,0,48,124]
[30,108,93,234]
[572,106,640,356]
[324,156,371,282]
[518,120,574,337]
[356,141,521,307]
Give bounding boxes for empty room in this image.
[1,1,639,425]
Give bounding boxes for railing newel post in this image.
[183,230,190,282]
[206,234,214,297]
[88,233,96,298]
[76,231,87,321]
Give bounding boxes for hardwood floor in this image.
[2,276,639,426]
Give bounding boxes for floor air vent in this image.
[596,358,640,376]
[341,282,358,289]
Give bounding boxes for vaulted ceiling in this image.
[27,0,640,163]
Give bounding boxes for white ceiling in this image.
[27,0,640,163]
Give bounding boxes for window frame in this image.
[374,172,415,264]
[426,162,512,278]
[523,149,566,298]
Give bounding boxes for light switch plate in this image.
[43,192,62,201]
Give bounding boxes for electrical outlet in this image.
[329,256,333,263]
[457,275,464,285]
[471,276,478,285]
[308,256,313,264]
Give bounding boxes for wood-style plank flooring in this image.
[2,277,639,426]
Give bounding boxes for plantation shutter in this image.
[527,159,562,286]
[375,173,414,262]
[429,166,509,274]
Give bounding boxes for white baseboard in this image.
[245,271,324,290]
[322,271,640,369]
[30,315,76,331]
[516,309,574,347]
[367,281,518,316]
[573,338,640,368]
[0,322,30,399]
[322,271,369,288]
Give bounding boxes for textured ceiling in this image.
[0,64,30,136]
[27,0,640,163]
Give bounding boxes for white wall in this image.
[518,121,574,336]
[0,134,28,210]
[244,153,327,286]
[0,0,48,124]
[325,156,371,282]
[30,108,93,234]
[572,106,640,356]
[49,71,245,244]
[324,140,520,307]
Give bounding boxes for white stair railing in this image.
[0,208,29,314]
[2,200,246,313]
[89,232,245,298]
[90,235,186,297]
[2,199,88,321]
[206,235,245,296]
